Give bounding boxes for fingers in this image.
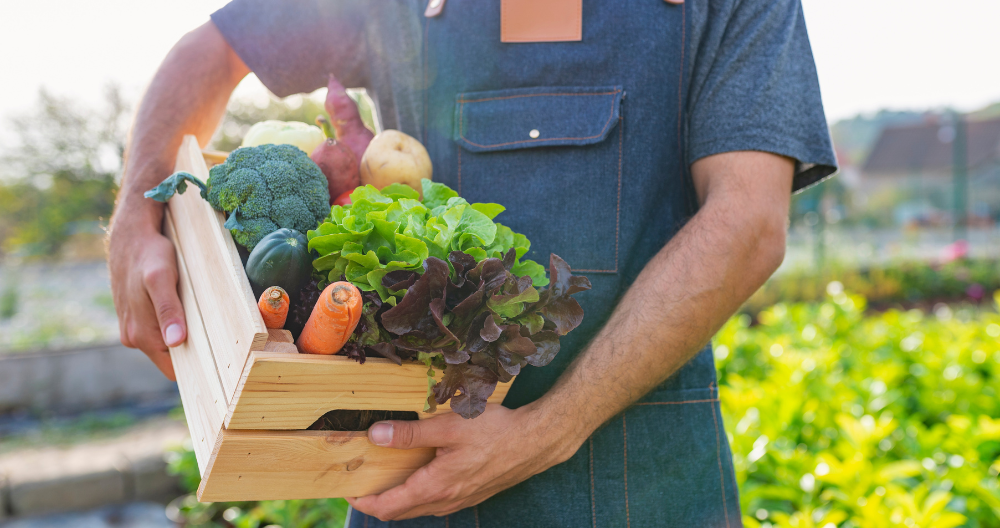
[349,463,494,520]
[349,463,457,520]
[368,416,455,449]
[142,261,187,347]
[663,0,684,4]
[111,231,184,382]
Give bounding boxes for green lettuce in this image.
[307,180,548,302]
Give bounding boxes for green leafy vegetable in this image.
[145,144,330,250]
[373,252,589,418]
[309,180,589,419]
[143,171,207,202]
[307,180,548,301]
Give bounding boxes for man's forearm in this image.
[113,21,248,231]
[532,152,794,456]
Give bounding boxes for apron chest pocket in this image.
[453,85,624,274]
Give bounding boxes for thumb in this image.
[144,265,187,347]
[368,419,449,449]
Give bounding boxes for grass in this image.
[0,411,138,454]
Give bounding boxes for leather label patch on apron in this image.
[501,0,582,43]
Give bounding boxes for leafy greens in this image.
[342,250,589,419]
[310,179,591,419]
[307,180,548,304]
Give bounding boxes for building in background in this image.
[860,116,1000,227]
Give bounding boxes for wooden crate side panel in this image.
[226,353,513,430]
[197,431,435,501]
[165,211,227,475]
[169,135,267,404]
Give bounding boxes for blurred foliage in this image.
[747,259,1000,314]
[166,447,349,527]
[0,411,137,454]
[0,283,17,319]
[0,84,370,259]
[718,290,1000,528]
[0,86,128,258]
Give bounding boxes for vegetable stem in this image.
[257,286,290,329]
[315,115,336,140]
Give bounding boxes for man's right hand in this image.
[107,20,250,379]
[109,219,185,380]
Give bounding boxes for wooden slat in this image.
[197,431,434,501]
[263,329,297,353]
[267,329,294,343]
[226,353,513,430]
[201,149,229,167]
[165,211,227,475]
[168,136,267,404]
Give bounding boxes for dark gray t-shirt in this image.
[211,0,837,190]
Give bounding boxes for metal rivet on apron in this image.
[529,129,540,139]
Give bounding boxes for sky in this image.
[0,0,998,141]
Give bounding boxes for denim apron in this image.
[351,1,742,526]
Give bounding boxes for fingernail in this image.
[370,422,393,446]
[165,324,184,346]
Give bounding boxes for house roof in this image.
[863,116,1000,174]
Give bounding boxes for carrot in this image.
[257,286,290,329]
[325,73,373,163]
[296,281,363,355]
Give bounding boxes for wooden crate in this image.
[165,136,512,501]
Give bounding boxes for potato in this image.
[359,130,432,197]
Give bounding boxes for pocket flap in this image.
[455,86,623,152]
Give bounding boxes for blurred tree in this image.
[0,84,367,258]
[0,85,129,258]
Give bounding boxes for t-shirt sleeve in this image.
[686,0,837,192]
[210,0,369,97]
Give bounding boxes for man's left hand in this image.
[347,403,581,521]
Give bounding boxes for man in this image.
[109,0,836,526]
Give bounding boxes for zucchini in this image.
[245,228,312,301]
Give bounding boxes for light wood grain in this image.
[168,136,267,404]
[197,430,434,501]
[225,352,513,430]
[201,149,230,167]
[263,341,298,354]
[165,211,227,474]
[263,329,297,353]
[267,328,294,343]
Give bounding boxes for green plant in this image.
[718,290,1000,527]
[0,284,18,319]
[0,412,138,454]
[166,446,348,528]
[746,259,1000,314]
[308,181,547,303]
[0,86,127,258]
[145,143,331,251]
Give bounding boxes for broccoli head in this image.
[145,143,330,251]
